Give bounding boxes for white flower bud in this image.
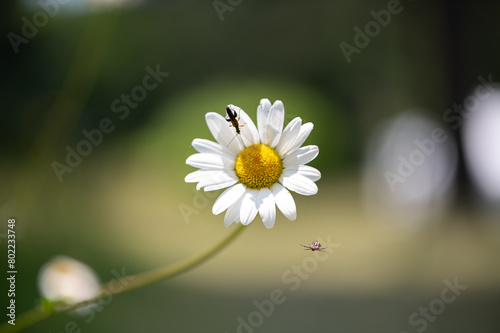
[38,255,100,304]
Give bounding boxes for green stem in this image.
[0,224,246,333]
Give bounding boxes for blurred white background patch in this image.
[463,89,500,210]
[362,110,458,229]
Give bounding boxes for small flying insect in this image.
[300,240,327,252]
[225,104,245,147]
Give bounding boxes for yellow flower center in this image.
[235,144,283,189]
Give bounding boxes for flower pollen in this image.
[235,144,282,189]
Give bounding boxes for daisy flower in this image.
[185,98,320,229]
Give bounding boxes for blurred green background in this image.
[2,0,500,332]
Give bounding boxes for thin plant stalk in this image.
[0,224,246,333]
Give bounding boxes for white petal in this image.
[280,174,318,196]
[192,138,233,157]
[298,165,321,182]
[280,166,321,182]
[257,99,272,144]
[282,123,314,158]
[271,183,296,221]
[237,109,260,146]
[240,189,259,225]
[186,153,234,170]
[276,117,302,156]
[205,112,229,143]
[205,112,244,155]
[224,196,244,228]
[267,100,285,148]
[257,188,276,229]
[185,170,204,183]
[283,145,319,168]
[203,179,239,191]
[213,183,246,215]
[184,169,232,182]
[185,170,237,189]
